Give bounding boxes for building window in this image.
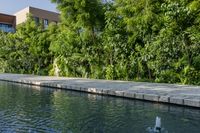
[44,19,48,29]
[0,23,15,32]
[34,17,39,25]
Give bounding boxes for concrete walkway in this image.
[0,73,200,108]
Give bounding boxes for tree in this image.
[50,0,105,78]
[0,15,53,75]
[1,0,199,85]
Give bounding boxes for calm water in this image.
[0,81,200,133]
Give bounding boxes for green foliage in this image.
[0,15,55,75]
[0,0,199,85]
[181,66,200,85]
[50,0,105,78]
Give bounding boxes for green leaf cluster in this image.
[0,0,199,85]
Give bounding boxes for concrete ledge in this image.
[115,91,124,97]
[135,93,144,100]
[71,86,81,91]
[102,89,109,95]
[159,96,170,103]
[124,92,135,98]
[86,88,103,94]
[144,94,160,102]
[0,73,200,108]
[170,97,184,105]
[184,99,200,107]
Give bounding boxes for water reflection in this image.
[0,81,200,133]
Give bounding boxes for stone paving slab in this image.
[0,73,200,108]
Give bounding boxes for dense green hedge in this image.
[0,0,200,85]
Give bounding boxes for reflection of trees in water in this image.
[52,90,200,133]
[0,81,55,131]
[0,82,200,132]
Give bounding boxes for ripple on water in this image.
[0,81,200,133]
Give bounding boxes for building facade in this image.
[0,13,16,32]
[0,6,60,32]
[14,6,60,28]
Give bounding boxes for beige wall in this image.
[14,6,60,25]
[14,7,29,25]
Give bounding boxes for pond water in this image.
[0,81,200,133]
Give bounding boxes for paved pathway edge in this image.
[0,73,200,108]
